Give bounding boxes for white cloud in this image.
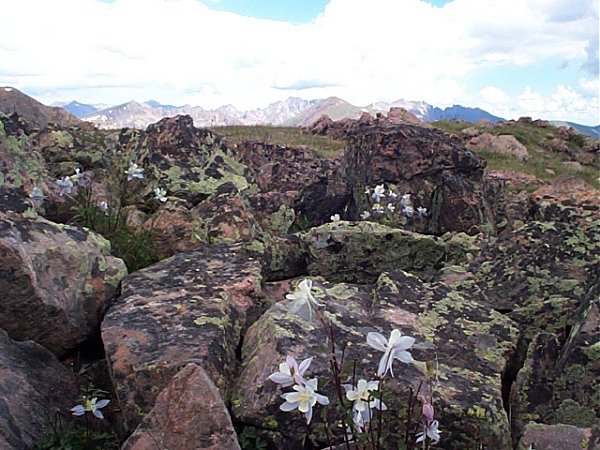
[0,0,597,123]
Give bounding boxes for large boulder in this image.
[0,329,77,449]
[101,244,263,432]
[0,216,127,356]
[232,272,519,449]
[302,221,446,283]
[122,363,241,450]
[343,122,486,234]
[234,140,348,227]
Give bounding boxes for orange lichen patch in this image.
[375,307,419,328]
[223,276,260,309]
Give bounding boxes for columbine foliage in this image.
[60,162,164,272]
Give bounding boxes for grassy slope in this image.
[213,125,345,159]
[432,121,600,190]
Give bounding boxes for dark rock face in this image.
[122,363,241,450]
[232,274,519,449]
[0,216,127,356]
[0,329,77,449]
[234,140,348,227]
[343,123,486,234]
[101,244,263,432]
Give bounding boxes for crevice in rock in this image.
[500,330,531,449]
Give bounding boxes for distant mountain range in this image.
[72,96,508,130]
[2,87,598,138]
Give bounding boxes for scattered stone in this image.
[0,329,77,449]
[122,363,241,450]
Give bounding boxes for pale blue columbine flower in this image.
[71,397,110,419]
[286,279,323,322]
[99,201,109,214]
[386,203,396,214]
[154,187,167,202]
[372,203,384,216]
[268,355,313,388]
[360,211,371,220]
[29,186,44,206]
[55,177,74,196]
[279,378,329,424]
[402,205,415,218]
[371,184,386,203]
[400,193,412,208]
[70,168,86,187]
[330,213,340,222]
[416,419,441,443]
[367,329,415,378]
[417,206,428,219]
[388,188,398,201]
[125,162,144,181]
[343,379,387,429]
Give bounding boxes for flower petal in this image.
[304,405,313,424]
[71,405,85,416]
[393,349,414,364]
[268,372,293,386]
[93,409,104,419]
[391,335,415,351]
[367,332,388,352]
[298,357,313,374]
[316,393,329,406]
[279,401,298,412]
[95,399,110,409]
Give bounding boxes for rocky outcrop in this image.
[0,216,127,356]
[122,363,241,450]
[0,329,77,449]
[465,132,530,161]
[101,244,262,431]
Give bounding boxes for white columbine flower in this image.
[386,203,396,214]
[70,167,86,187]
[279,378,329,424]
[367,329,415,378]
[417,206,428,219]
[154,187,168,202]
[388,188,398,200]
[125,162,144,181]
[330,213,340,222]
[400,193,412,207]
[371,184,386,203]
[360,211,371,220]
[99,201,109,214]
[55,177,74,196]
[416,419,441,443]
[286,279,323,321]
[71,397,110,419]
[268,355,313,388]
[344,379,387,428]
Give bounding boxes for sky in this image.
[0,0,598,125]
